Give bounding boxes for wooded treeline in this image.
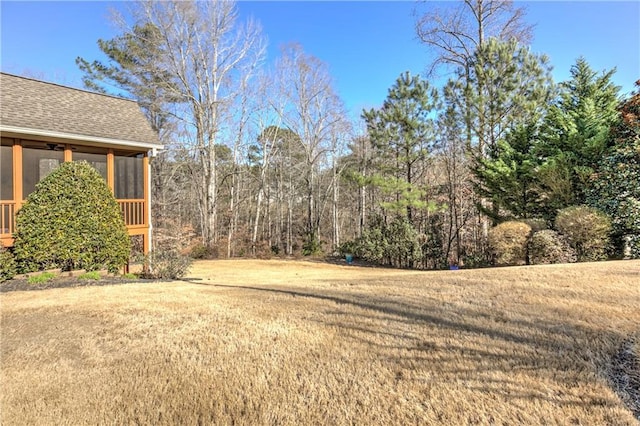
[77,0,640,268]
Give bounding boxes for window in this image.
[114,152,144,199]
[1,139,13,200]
[22,142,64,198]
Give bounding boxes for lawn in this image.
[1,259,639,425]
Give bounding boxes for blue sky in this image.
[1,1,638,117]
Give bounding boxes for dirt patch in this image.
[0,274,156,293]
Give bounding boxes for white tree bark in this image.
[129,0,265,248]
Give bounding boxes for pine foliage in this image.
[537,58,621,211]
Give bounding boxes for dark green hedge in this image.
[13,161,130,273]
[0,246,16,282]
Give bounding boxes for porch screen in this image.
[114,152,143,199]
[22,144,64,197]
[1,139,12,200]
[74,151,107,179]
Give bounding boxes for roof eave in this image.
[0,125,163,151]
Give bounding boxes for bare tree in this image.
[273,44,348,250]
[415,0,533,76]
[125,0,265,248]
[414,0,536,252]
[415,0,533,153]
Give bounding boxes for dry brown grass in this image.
[1,259,639,425]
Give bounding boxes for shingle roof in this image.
[0,72,160,147]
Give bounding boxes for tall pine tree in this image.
[362,72,439,222]
[466,38,553,222]
[537,58,621,214]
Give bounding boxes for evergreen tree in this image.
[474,124,543,221]
[76,23,176,137]
[465,38,552,222]
[467,38,553,156]
[362,72,439,221]
[537,58,621,213]
[587,83,640,258]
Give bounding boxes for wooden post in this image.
[13,140,23,209]
[107,149,115,194]
[143,154,150,254]
[63,144,72,162]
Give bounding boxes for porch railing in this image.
[1,201,16,239]
[1,199,146,247]
[117,199,146,227]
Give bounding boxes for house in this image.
[0,72,162,253]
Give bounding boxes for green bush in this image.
[348,216,422,269]
[528,230,577,265]
[627,234,640,259]
[461,251,492,269]
[355,225,387,264]
[337,240,358,257]
[27,271,57,284]
[0,246,16,282]
[555,206,612,262]
[13,161,130,273]
[302,233,323,256]
[385,217,421,268]
[189,243,217,259]
[140,249,192,280]
[78,271,101,280]
[487,221,532,266]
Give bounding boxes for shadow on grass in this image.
[183,279,635,415]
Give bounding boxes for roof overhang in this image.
[0,125,163,152]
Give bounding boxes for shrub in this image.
[189,243,217,259]
[627,234,640,259]
[522,218,548,233]
[302,233,323,256]
[337,240,358,257]
[528,230,577,265]
[386,217,421,268]
[348,216,423,268]
[78,271,101,280]
[461,251,492,269]
[27,271,56,284]
[0,246,16,282]
[355,225,387,264]
[13,161,130,273]
[555,205,612,262]
[139,249,192,280]
[487,221,532,266]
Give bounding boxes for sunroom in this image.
[0,72,161,253]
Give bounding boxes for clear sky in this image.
[1,1,638,118]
